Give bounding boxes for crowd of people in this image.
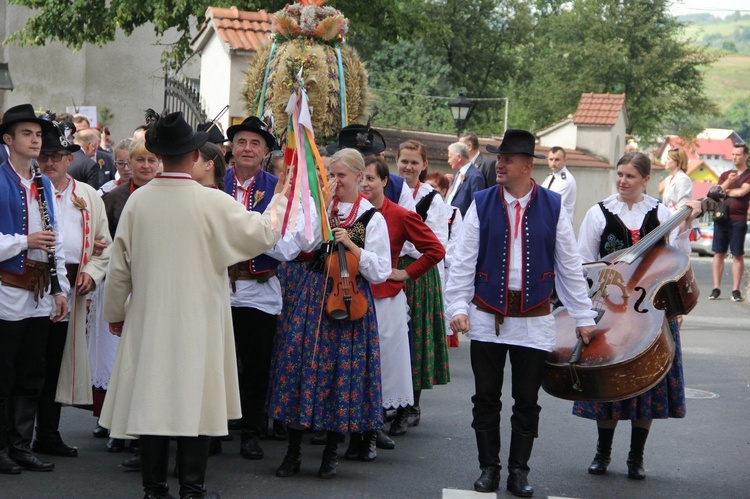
[1,102,748,499]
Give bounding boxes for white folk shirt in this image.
[444,190,596,351]
[541,166,577,222]
[230,175,321,314]
[53,177,84,321]
[0,165,69,320]
[577,194,690,263]
[401,182,449,256]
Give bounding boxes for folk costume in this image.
[268,195,391,463]
[32,125,111,460]
[391,181,451,435]
[446,129,596,496]
[100,112,286,498]
[573,193,690,479]
[0,104,68,474]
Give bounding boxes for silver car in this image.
[690,223,750,256]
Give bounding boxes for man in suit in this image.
[67,128,115,190]
[445,141,486,217]
[461,132,497,187]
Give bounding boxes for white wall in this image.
[200,35,232,131]
[538,122,577,150]
[1,2,198,143]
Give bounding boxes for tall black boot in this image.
[8,398,54,471]
[506,431,534,498]
[140,435,171,498]
[376,410,395,449]
[177,436,218,499]
[406,390,421,427]
[388,407,409,436]
[588,427,615,475]
[473,429,501,493]
[344,432,362,460]
[276,428,303,477]
[359,431,377,461]
[317,431,339,479]
[627,427,649,480]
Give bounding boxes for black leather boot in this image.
[240,431,263,460]
[272,420,288,441]
[275,428,303,477]
[317,431,339,479]
[344,432,362,460]
[0,448,21,475]
[375,428,395,450]
[177,436,218,498]
[406,390,421,427]
[588,427,614,475]
[34,391,77,457]
[506,431,534,497]
[92,420,109,438]
[140,435,171,498]
[8,398,54,472]
[359,431,377,461]
[473,429,501,493]
[388,408,409,436]
[107,438,126,453]
[627,427,649,480]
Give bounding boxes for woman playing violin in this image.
[574,152,702,480]
[268,148,391,479]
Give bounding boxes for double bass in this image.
[324,208,368,321]
[542,204,700,402]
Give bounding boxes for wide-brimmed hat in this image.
[0,104,55,144]
[41,120,80,153]
[326,123,386,156]
[226,116,275,150]
[486,129,545,159]
[196,121,226,145]
[145,111,208,156]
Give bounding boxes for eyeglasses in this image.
[115,160,129,167]
[39,153,71,163]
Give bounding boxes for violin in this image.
[324,208,368,321]
[543,204,700,402]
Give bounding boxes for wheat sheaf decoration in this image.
[242,0,368,145]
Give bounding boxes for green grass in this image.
[701,54,750,113]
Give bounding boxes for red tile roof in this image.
[572,93,626,127]
[694,138,734,160]
[193,7,272,53]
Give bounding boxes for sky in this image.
[670,0,750,18]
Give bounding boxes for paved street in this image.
[3,256,749,498]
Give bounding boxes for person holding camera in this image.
[709,142,750,302]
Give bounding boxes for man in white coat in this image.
[541,147,577,222]
[100,112,288,499]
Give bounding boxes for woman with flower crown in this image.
[269,148,391,479]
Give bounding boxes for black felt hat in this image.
[326,123,386,156]
[226,116,276,150]
[145,112,208,156]
[0,104,55,144]
[196,121,226,144]
[41,120,80,153]
[486,129,545,159]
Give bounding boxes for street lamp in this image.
[0,63,13,91]
[449,93,474,137]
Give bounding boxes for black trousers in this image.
[470,340,547,437]
[0,317,49,449]
[36,320,68,437]
[231,306,277,434]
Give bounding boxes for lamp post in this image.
[449,93,474,137]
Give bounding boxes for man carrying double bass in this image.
[444,129,597,497]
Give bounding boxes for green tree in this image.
[724,97,750,139]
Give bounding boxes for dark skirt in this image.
[268,268,383,433]
[398,256,450,389]
[572,318,686,420]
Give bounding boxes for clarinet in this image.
[30,159,63,297]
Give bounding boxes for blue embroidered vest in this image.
[384,174,405,204]
[0,161,56,275]
[474,183,560,314]
[224,168,280,274]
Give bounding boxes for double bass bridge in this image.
[596,268,630,300]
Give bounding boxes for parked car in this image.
[691,223,750,256]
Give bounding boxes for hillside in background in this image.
[680,13,750,139]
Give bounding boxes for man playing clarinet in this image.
[0,104,69,474]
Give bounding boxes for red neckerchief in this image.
[412,181,421,200]
[233,171,256,210]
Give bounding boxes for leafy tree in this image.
[724,97,750,139]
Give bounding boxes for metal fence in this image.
[163,72,207,128]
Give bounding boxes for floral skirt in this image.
[268,269,383,433]
[398,256,450,390]
[572,317,686,420]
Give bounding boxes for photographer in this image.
[710,142,750,302]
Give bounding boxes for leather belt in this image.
[228,262,275,292]
[472,291,550,336]
[0,260,51,301]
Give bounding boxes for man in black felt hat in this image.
[444,129,597,497]
[0,104,69,474]
[99,111,289,499]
